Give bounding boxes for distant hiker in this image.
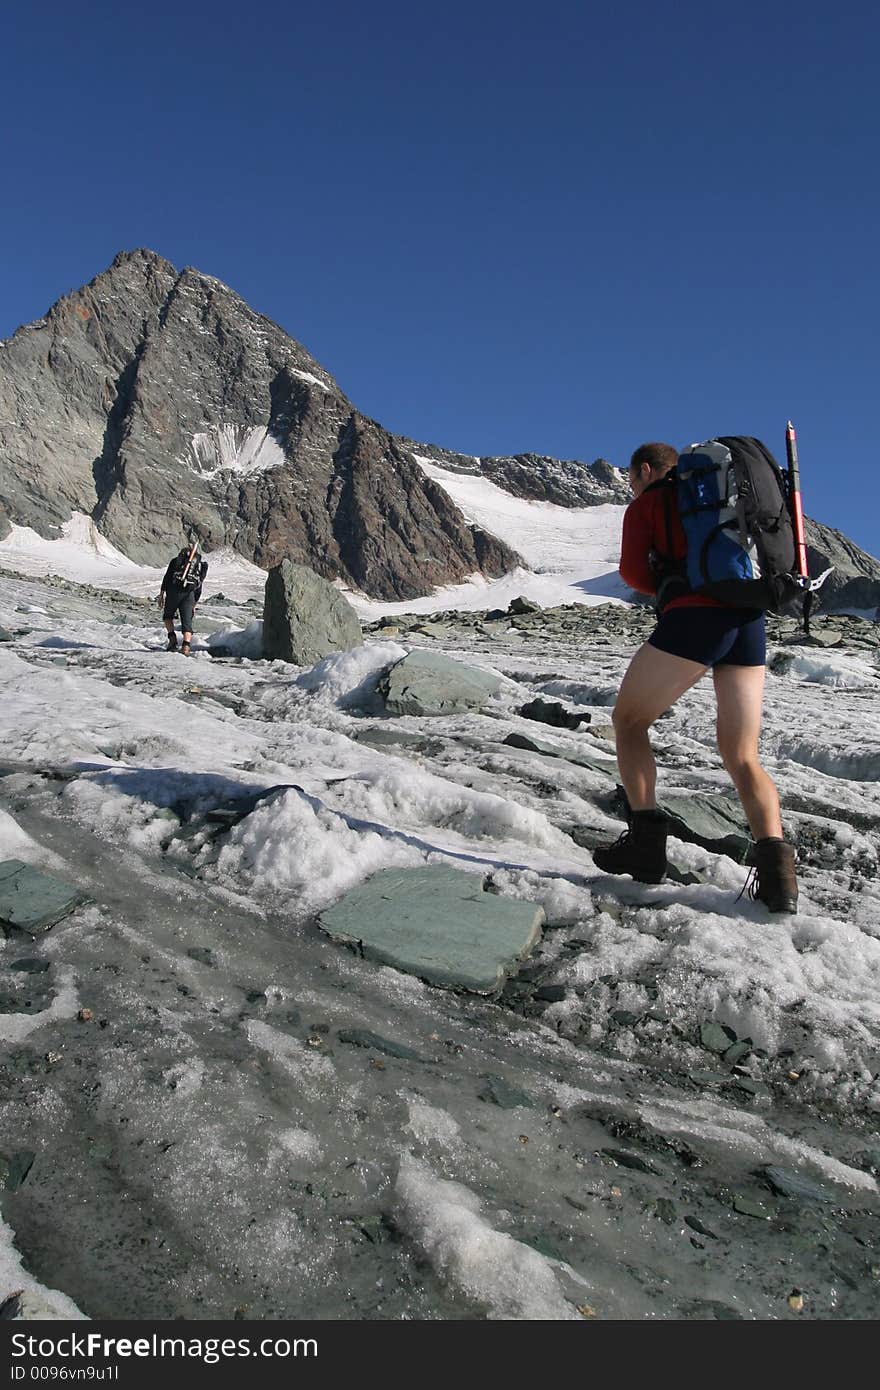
[592,441,798,913]
[157,542,208,656]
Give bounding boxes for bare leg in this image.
[713,663,782,839]
[613,643,707,809]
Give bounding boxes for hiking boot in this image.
[166,631,178,651]
[592,810,668,884]
[749,838,798,913]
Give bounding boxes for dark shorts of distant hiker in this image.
[648,607,766,668]
[163,587,196,630]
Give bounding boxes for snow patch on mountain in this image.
[183,424,287,480]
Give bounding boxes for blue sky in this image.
[2,0,878,555]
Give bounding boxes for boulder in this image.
[262,561,362,664]
[378,649,501,716]
[319,865,543,993]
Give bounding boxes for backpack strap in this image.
[647,473,690,611]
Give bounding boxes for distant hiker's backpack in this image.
[171,549,205,590]
[656,436,803,613]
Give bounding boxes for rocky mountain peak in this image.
[0,251,527,598]
[2,249,874,610]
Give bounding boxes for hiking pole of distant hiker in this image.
[785,421,812,635]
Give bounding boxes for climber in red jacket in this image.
[592,441,797,913]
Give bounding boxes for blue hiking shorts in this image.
[648,607,766,668]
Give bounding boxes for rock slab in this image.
[319,865,544,993]
[378,650,501,716]
[0,860,86,935]
[262,561,362,664]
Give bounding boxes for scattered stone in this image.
[760,1166,836,1204]
[0,1149,36,1191]
[508,596,541,614]
[732,1195,771,1219]
[653,1198,677,1225]
[0,627,12,642]
[610,1009,642,1026]
[568,824,611,852]
[722,1039,752,1065]
[732,1077,768,1098]
[319,865,543,993]
[262,561,363,664]
[700,1021,737,1055]
[602,1148,661,1175]
[336,1028,431,1062]
[0,859,87,935]
[412,621,456,638]
[534,984,566,1002]
[517,697,589,730]
[478,1075,536,1109]
[10,958,50,973]
[503,732,619,778]
[187,947,216,966]
[684,1214,718,1239]
[664,862,706,886]
[378,650,501,717]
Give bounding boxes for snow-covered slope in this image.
[1,463,631,614]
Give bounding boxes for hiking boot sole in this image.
[760,895,798,913]
[592,855,668,885]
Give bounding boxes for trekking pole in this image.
[785,421,813,635]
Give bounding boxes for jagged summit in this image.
[0,250,529,598]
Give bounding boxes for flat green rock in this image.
[657,793,751,862]
[378,651,502,716]
[319,865,544,993]
[0,859,86,935]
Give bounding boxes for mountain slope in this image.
[0,250,523,599]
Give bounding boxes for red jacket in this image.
[620,479,721,611]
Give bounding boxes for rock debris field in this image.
[1,566,879,1321]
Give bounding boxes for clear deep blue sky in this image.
[2,0,878,554]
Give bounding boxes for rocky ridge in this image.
[0,251,521,600]
[397,436,631,507]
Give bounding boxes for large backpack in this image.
[656,436,803,613]
[170,548,205,591]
